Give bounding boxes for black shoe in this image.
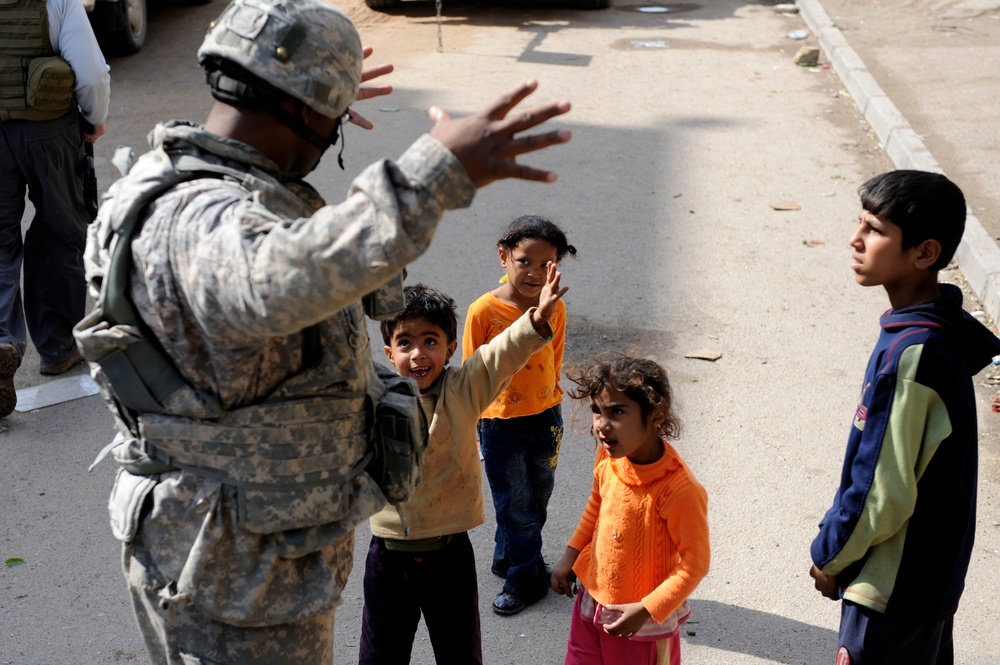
[40,349,83,376]
[492,591,527,616]
[491,563,509,580]
[0,343,18,417]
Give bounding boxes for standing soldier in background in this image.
[0,0,111,417]
[73,0,571,662]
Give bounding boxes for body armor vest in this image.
[0,0,76,121]
[75,137,425,535]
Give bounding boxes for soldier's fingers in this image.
[356,84,393,102]
[496,160,559,183]
[347,109,374,130]
[504,129,573,157]
[428,106,451,124]
[360,62,394,84]
[496,100,572,136]
[481,80,540,121]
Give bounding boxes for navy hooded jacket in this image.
[811,284,1000,619]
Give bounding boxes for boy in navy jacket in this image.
[810,170,1000,664]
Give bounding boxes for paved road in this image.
[799,0,1000,323]
[815,0,1000,244]
[1,1,999,664]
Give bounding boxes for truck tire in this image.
[364,0,401,10]
[94,0,147,56]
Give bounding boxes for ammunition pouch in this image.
[0,55,76,121]
[26,56,74,111]
[367,364,428,505]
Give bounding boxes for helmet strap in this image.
[268,100,344,167]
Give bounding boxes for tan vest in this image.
[0,0,76,121]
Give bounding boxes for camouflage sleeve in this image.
[172,134,475,341]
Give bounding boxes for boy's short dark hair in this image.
[379,284,458,345]
[858,170,966,271]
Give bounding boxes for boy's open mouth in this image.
[410,366,431,379]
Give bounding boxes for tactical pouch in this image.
[367,365,427,505]
[108,467,157,543]
[25,57,75,114]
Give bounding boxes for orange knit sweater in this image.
[567,441,710,623]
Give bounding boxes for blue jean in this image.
[838,600,954,665]
[479,404,563,601]
[359,533,482,665]
[0,113,88,364]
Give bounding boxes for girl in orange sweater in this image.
[551,355,710,665]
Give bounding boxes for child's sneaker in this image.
[492,591,527,616]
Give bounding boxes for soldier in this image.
[0,0,110,416]
[73,0,570,662]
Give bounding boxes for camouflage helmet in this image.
[198,0,363,120]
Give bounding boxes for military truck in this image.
[364,0,609,9]
[83,0,148,55]
[83,0,213,56]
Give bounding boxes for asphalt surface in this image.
[2,1,1000,664]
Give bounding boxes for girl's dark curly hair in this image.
[497,214,577,261]
[567,354,681,439]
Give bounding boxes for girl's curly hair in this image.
[567,353,681,440]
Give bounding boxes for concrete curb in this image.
[797,0,1000,323]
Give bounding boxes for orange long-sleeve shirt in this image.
[462,291,565,419]
[567,441,710,623]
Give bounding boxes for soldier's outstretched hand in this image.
[346,46,394,130]
[429,80,571,188]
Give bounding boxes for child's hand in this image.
[602,601,650,639]
[809,564,840,600]
[551,547,580,598]
[531,262,568,333]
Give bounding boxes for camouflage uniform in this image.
[73,1,478,660]
[76,116,474,663]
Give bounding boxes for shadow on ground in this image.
[686,599,837,663]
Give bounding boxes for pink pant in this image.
[564,591,680,665]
